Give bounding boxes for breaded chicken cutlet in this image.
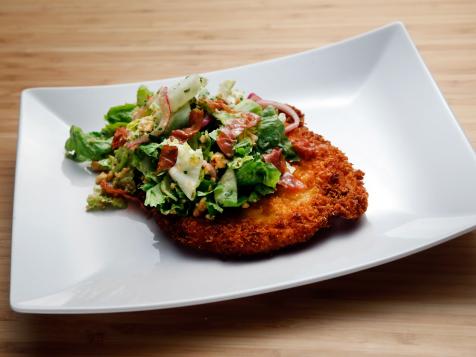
[156,125,368,256]
[65,74,368,257]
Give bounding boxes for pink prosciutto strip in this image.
[262,148,286,174]
[171,109,207,141]
[262,148,305,190]
[217,113,260,157]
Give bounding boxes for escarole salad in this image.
[65,75,306,219]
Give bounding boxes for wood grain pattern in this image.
[1,0,475,355]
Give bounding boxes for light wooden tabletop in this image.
[1,0,475,355]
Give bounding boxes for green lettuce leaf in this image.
[197,178,217,197]
[236,157,281,188]
[228,155,253,169]
[91,157,112,171]
[214,168,240,207]
[211,110,239,124]
[234,99,262,115]
[256,115,299,161]
[234,137,253,157]
[279,138,299,162]
[137,85,153,106]
[144,183,165,207]
[206,201,223,215]
[65,126,112,162]
[156,182,191,216]
[104,103,136,124]
[131,150,155,176]
[160,175,178,201]
[262,105,278,117]
[256,115,285,152]
[247,184,275,203]
[138,142,160,159]
[101,122,127,137]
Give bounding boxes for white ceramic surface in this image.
[11,22,476,313]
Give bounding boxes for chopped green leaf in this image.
[235,99,262,115]
[236,157,281,188]
[101,122,127,137]
[65,76,305,219]
[211,110,239,124]
[254,184,275,196]
[256,115,285,152]
[246,184,275,204]
[144,183,165,207]
[137,85,153,106]
[256,115,299,161]
[208,129,219,141]
[130,150,155,176]
[206,201,223,215]
[214,168,240,207]
[160,175,178,201]
[91,157,112,171]
[234,137,253,157]
[65,126,112,162]
[279,137,299,162]
[104,103,136,124]
[228,155,253,169]
[138,142,160,159]
[197,178,216,197]
[262,105,278,117]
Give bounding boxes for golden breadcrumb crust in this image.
[156,126,368,256]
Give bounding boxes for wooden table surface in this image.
[1,0,475,355]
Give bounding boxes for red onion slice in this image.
[248,93,300,134]
[157,86,172,134]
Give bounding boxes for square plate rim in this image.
[10,21,476,314]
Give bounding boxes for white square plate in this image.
[11,23,476,313]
